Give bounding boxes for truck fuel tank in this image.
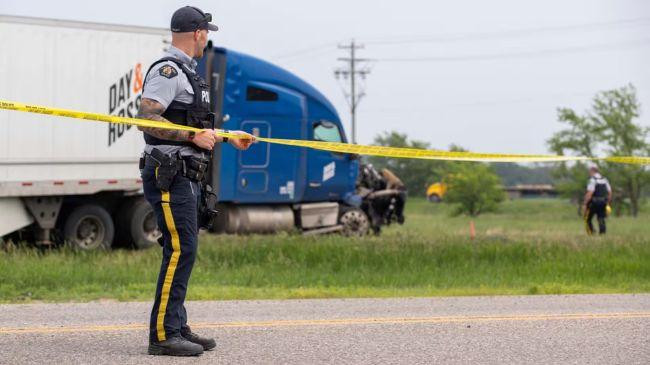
[214,205,295,234]
[212,202,342,234]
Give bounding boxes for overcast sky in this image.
[2,0,649,154]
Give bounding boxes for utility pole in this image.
[334,39,370,144]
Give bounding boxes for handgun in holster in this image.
[148,148,182,192]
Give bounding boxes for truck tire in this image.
[63,205,114,250]
[339,207,370,237]
[116,197,160,250]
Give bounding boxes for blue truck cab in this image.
[197,45,363,234]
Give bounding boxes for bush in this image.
[443,163,505,216]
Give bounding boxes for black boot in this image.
[148,336,204,356]
[182,326,217,351]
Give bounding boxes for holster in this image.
[141,149,212,192]
[146,148,183,192]
[198,184,219,230]
[142,148,216,229]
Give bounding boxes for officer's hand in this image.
[229,130,256,150]
[192,129,217,150]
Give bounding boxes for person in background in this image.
[381,168,406,224]
[582,166,612,235]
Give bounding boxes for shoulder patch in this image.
[158,64,178,79]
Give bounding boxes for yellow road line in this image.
[1,312,649,335]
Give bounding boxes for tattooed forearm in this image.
[136,98,190,142]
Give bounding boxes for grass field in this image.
[1,198,649,303]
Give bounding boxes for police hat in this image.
[171,6,219,33]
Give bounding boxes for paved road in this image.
[1,294,649,364]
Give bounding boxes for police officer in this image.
[137,6,254,356]
[582,166,612,235]
[380,168,406,224]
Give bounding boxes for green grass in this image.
[1,198,649,303]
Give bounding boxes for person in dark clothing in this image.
[356,164,407,233]
[582,167,612,235]
[137,6,254,356]
[380,168,406,224]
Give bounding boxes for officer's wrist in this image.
[188,131,196,141]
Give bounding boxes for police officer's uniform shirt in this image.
[142,45,204,158]
[586,173,612,193]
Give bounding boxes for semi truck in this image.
[0,15,404,250]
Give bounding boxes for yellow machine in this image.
[426,182,447,203]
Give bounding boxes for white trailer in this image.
[0,15,169,249]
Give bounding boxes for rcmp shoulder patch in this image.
[158,64,178,79]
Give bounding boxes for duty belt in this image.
[141,148,210,182]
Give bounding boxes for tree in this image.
[547,84,650,216]
[550,161,591,213]
[442,163,505,216]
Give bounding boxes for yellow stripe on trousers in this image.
[157,191,181,342]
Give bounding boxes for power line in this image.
[273,18,650,61]
[275,42,336,59]
[360,17,650,46]
[334,40,371,144]
[279,48,337,65]
[374,38,650,63]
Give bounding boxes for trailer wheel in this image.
[63,205,114,250]
[116,198,160,250]
[339,208,370,237]
[130,198,160,250]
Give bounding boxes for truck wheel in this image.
[428,194,441,203]
[63,205,114,250]
[339,208,370,237]
[116,198,160,250]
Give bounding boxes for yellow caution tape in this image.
[1,100,648,165]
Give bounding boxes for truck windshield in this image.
[313,121,342,143]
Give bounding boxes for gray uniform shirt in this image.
[142,45,205,158]
[586,173,612,193]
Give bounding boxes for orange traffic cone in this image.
[470,221,476,240]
